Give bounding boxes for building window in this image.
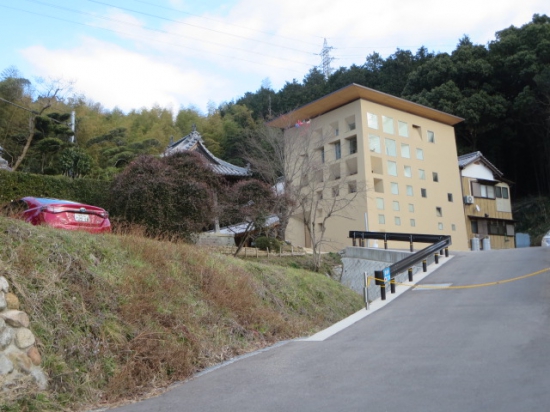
[379,214,385,224]
[495,186,509,199]
[404,165,412,177]
[369,134,381,153]
[374,178,384,193]
[330,122,339,137]
[438,222,444,230]
[376,197,385,210]
[410,219,416,227]
[348,181,357,194]
[392,201,400,211]
[489,220,507,235]
[448,193,453,202]
[382,116,394,134]
[334,141,341,160]
[472,182,495,199]
[387,160,397,176]
[419,169,426,180]
[385,138,397,157]
[391,182,399,195]
[416,148,424,160]
[319,147,325,163]
[471,220,479,234]
[408,203,415,212]
[345,115,356,132]
[421,188,427,198]
[433,172,439,182]
[332,186,340,197]
[398,121,408,137]
[367,112,379,129]
[401,143,410,158]
[427,130,435,143]
[436,207,443,217]
[406,185,413,196]
[452,224,456,231]
[348,137,357,155]
[395,216,401,226]
[317,191,323,200]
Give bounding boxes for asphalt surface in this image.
[108,247,550,412]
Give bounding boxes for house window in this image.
[392,201,400,211]
[395,216,401,226]
[398,121,408,137]
[433,172,439,182]
[416,148,424,160]
[334,141,341,160]
[382,116,394,134]
[427,130,435,143]
[421,188,427,198]
[410,219,416,227]
[387,160,397,176]
[436,207,443,217]
[472,182,495,199]
[419,169,426,180]
[385,138,397,157]
[404,165,412,178]
[348,137,357,155]
[376,197,385,210]
[495,186,509,199]
[406,185,413,196]
[379,214,386,224]
[391,182,399,195]
[408,203,415,212]
[489,220,507,235]
[369,134,381,153]
[401,143,410,158]
[448,193,453,202]
[367,112,379,129]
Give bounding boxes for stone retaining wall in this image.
[0,276,47,395]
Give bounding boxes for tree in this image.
[109,152,220,240]
[221,179,277,256]
[246,119,365,271]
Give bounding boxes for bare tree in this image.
[246,117,366,271]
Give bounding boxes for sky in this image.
[0,0,548,115]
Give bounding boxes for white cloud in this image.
[20,37,225,113]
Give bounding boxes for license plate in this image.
[74,213,90,222]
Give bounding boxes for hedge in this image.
[0,170,111,210]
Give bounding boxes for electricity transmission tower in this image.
[320,38,334,79]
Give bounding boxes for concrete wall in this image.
[341,247,438,300]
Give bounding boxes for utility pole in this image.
[320,38,334,79]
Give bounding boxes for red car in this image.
[2,197,111,234]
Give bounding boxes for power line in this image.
[131,0,324,47]
[86,0,317,56]
[19,0,315,68]
[0,3,312,74]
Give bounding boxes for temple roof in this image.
[164,126,251,177]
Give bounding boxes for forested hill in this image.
[236,14,550,198]
[0,14,549,199]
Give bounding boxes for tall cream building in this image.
[268,84,470,251]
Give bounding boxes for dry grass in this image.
[0,217,363,412]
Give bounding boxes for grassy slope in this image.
[0,217,363,411]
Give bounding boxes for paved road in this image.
[109,247,550,412]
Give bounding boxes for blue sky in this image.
[0,0,548,114]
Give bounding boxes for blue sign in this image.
[383,267,391,283]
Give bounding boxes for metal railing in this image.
[349,231,452,302]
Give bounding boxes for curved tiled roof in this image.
[164,129,251,177]
[458,151,503,178]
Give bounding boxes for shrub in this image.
[254,236,281,251]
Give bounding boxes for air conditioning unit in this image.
[464,195,474,204]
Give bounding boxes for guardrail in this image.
[349,231,452,302]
